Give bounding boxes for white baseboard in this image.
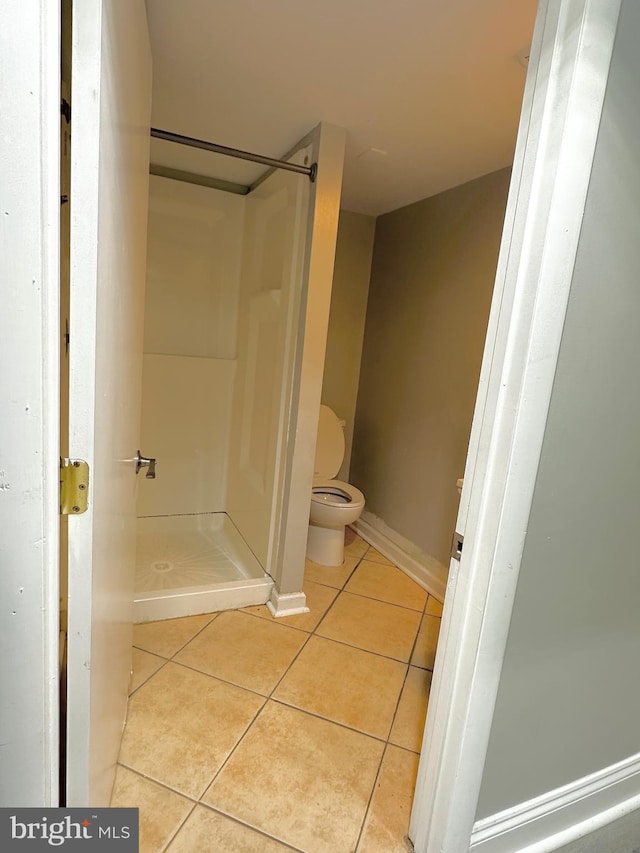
[353,511,448,602]
[267,588,309,618]
[471,752,640,853]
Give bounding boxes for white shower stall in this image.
[134,144,313,621]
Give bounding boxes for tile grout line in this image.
[389,742,423,757]
[385,662,413,748]
[151,657,272,702]
[192,702,268,805]
[267,696,392,746]
[335,588,428,616]
[352,740,391,853]
[131,610,221,661]
[193,802,307,853]
[166,611,222,660]
[314,596,422,665]
[342,589,427,612]
[116,761,199,804]
[265,620,316,697]
[384,589,425,746]
[301,546,368,638]
[113,769,201,853]
[286,630,416,666]
[127,656,171,699]
[347,561,431,850]
[160,800,199,852]
[344,558,429,611]
[407,608,426,667]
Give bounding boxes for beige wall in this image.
[351,168,511,565]
[321,209,376,481]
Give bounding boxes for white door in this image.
[226,147,311,570]
[66,0,151,806]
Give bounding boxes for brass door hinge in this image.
[60,458,89,515]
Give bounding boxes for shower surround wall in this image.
[137,150,312,588]
[137,175,244,518]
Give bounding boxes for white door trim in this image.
[0,0,60,806]
[409,1,623,850]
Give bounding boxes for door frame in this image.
[0,0,61,807]
[409,0,622,849]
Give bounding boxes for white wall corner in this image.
[353,511,448,601]
[470,753,640,853]
[267,588,309,618]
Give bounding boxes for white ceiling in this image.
[146,0,539,216]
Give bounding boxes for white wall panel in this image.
[139,177,244,518]
[136,354,235,516]
[144,175,244,360]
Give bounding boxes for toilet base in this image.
[306,523,345,567]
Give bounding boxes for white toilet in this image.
[306,405,365,567]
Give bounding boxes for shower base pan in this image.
[134,512,273,623]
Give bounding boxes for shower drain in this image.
[150,559,174,573]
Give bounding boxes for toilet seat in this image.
[311,478,365,509]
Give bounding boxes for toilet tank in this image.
[314,405,345,478]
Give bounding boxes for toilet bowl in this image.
[307,406,365,567]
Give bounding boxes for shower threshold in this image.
[134,512,273,623]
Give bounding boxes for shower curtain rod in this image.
[150,127,317,182]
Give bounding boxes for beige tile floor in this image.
[112,529,442,853]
